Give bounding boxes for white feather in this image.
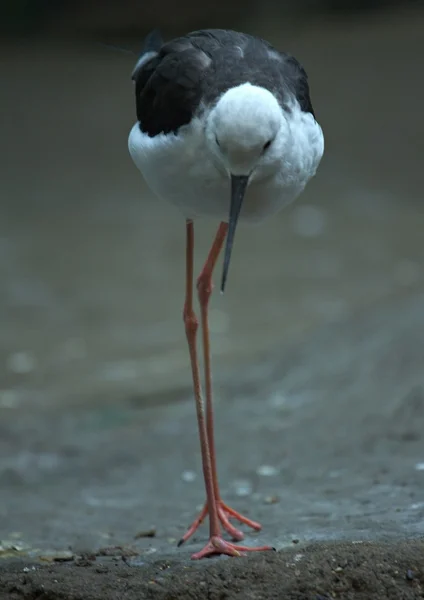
[128,83,324,223]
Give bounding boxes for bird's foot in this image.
[178,499,263,546]
[191,535,275,560]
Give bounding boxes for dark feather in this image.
[132,29,316,137]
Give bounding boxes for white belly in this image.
[128,113,323,223]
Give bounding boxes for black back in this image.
[133,29,316,137]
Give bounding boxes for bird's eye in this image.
[263,140,272,151]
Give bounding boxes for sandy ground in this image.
[1,6,424,599]
[1,291,424,597]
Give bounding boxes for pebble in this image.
[257,465,278,477]
[0,541,30,553]
[134,527,156,539]
[268,391,287,408]
[181,470,196,483]
[264,495,279,504]
[39,551,74,562]
[232,479,253,497]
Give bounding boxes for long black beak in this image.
[220,175,249,293]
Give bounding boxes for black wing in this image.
[132,29,316,137]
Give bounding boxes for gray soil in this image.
[1,6,424,599]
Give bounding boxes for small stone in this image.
[39,551,74,562]
[75,552,96,566]
[334,566,343,572]
[181,470,196,483]
[134,527,156,539]
[406,569,415,581]
[233,479,253,497]
[95,566,108,574]
[0,541,30,554]
[268,392,287,408]
[264,495,279,504]
[257,465,278,477]
[123,557,145,567]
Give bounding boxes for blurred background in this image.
[1,0,424,553]
[1,0,423,405]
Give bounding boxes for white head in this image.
[205,83,288,179]
[204,83,290,292]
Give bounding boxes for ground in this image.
[2,541,424,600]
[1,292,424,598]
[1,6,424,600]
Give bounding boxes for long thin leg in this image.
[181,221,273,560]
[179,223,230,545]
[182,220,220,538]
[198,224,263,541]
[197,223,228,506]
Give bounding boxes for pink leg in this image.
[181,220,273,559]
[182,220,221,543]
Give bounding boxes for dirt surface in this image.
[1,540,424,600]
[1,6,424,600]
[1,291,424,598]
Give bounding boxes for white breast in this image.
[128,108,324,224]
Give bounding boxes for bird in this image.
[128,28,324,560]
